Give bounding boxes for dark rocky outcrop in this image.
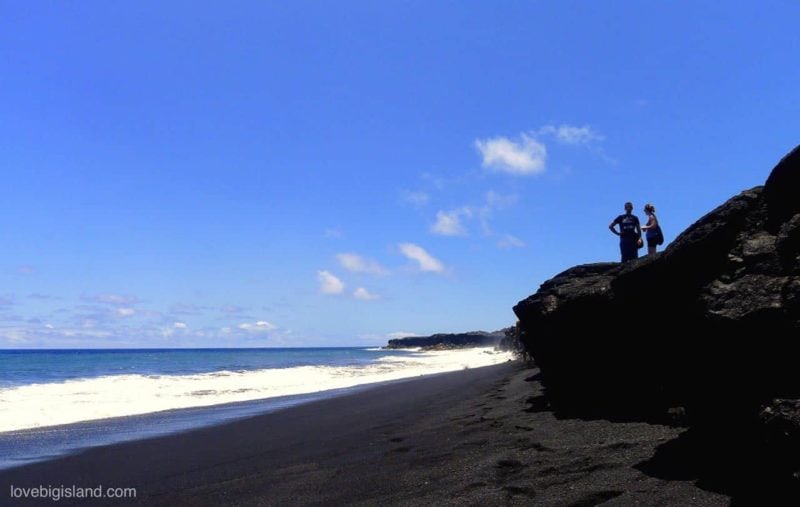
[385,330,508,350]
[513,145,800,486]
[760,399,800,478]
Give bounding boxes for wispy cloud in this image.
[485,190,518,210]
[69,302,145,326]
[238,320,277,332]
[475,134,546,175]
[0,315,290,348]
[0,324,124,348]
[431,192,519,240]
[27,293,62,301]
[17,265,36,275]
[169,303,212,316]
[431,208,472,236]
[539,124,603,145]
[220,305,247,315]
[402,191,429,207]
[0,314,26,323]
[398,243,445,273]
[0,327,29,345]
[478,191,518,236]
[89,294,141,306]
[353,287,381,301]
[324,227,344,239]
[336,253,389,275]
[421,172,447,190]
[159,321,190,338]
[317,270,345,294]
[497,234,526,249]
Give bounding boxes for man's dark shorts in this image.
[620,238,638,262]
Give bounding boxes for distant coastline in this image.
[384,328,511,350]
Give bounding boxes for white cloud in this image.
[398,243,445,273]
[539,124,603,145]
[475,134,546,175]
[497,234,526,249]
[173,322,187,329]
[431,208,471,236]
[354,287,381,301]
[116,308,136,317]
[238,320,277,332]
[336,253,389,275]
[317,270,345,294]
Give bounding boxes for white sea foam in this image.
[0,348,512,432]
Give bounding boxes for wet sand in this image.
[0,362,731,505]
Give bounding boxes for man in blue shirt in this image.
[608,202,642,262]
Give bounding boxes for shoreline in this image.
[0,361,734,505]
[0,347,512,434]
[0,380,389,472]
[0,354,512,472]
[0,363,504,472]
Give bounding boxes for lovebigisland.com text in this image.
[9,485,136,502]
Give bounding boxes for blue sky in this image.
[1,1,799,348]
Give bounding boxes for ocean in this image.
[0,347,511,470]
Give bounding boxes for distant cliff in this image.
[385,329,509,350]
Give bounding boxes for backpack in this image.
[654,224,664,246]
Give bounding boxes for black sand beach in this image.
[1,362,731,506]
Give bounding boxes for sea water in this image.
[0,347,511,469]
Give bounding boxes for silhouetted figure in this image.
[609,202,642,262]
[642,203,663,255]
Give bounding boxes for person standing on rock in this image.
[642,203,663,255]
[609,202,642,262]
